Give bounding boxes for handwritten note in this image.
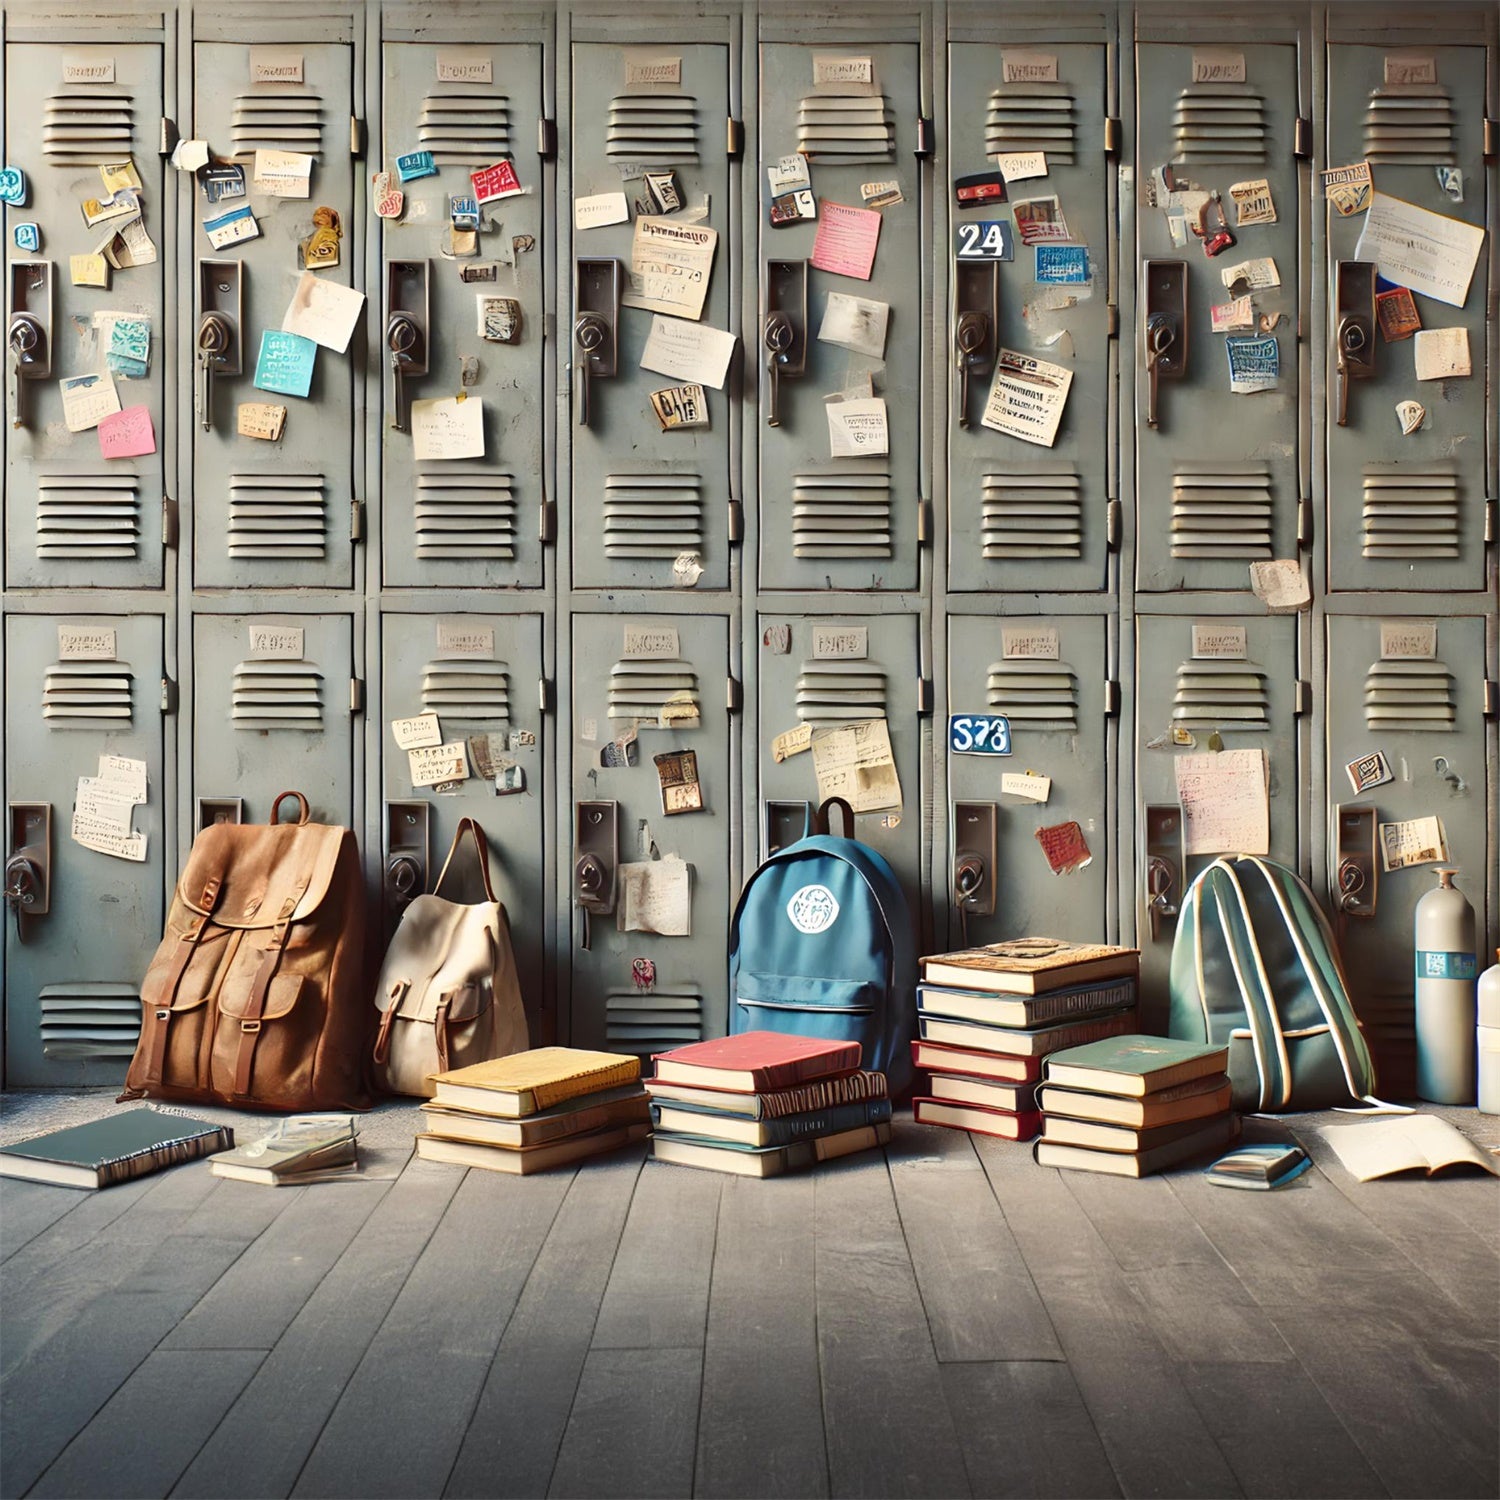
[994,151,1047,183]
[1035,821,1092,874]
[252,150,313,198]
[1379,816,1448,873]
[621,217,718,321]
[810,202,882,280]
[574,191,630,230]
[70,253,109,287]
[97,405,155,459]
[1413,327,1471,381]
[391,713,443,750]
[811,720,902,813]
[981,349,1074,447]
[640,315,736,390]
[1356,193,1485,309]
[60,372,121,432]
[1001,772,1052,803]
[1174,749,1269,856]
[281,271,366,353]
[410,396,485,461]
[237,402,287,440]
[818,292,890,358]
[409,741,470,788]
[826,396,889,458]
[71,811,146,862]
[254,330,317,398]
[615,855,691,936]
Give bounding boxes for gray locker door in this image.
[192,41,357,590]
[3,613,165,1085]
[1134,612,1299,1025]
[756,611,922,920]
[569,613,731,1054]
[192,612,355,826]
[1325,614,1490,1094]
[380,41,546,590]
[1325,45,1490,593]
[946,614,1109,944]
[3,42,165,589]
[758,41,922,592]
[1135,43,1304,592]
[569,42,733,592]
[379,611,547,1035]
[946,41,1112,594]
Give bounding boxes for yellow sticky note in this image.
[70,253,109,288]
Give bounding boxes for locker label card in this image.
[1384,54,1437,86]
[58,625,117,661]
[437,50,492,84]
[640,316,735,389]
[282,272,366,354]
[949,715,1012,756]
[1001,625,1059,660]
[812,720,902,813]
[254,331,317,398]
[1321,162,1372,218]
[955,221,1013,260]
[1355,194,1484,309]
[64,55,116,83]
[616,855,691,936]
[436,620,495,658]
[1035,821,1092,874]
[1174,749,1269,856]
[1002,52,1057,84]
[1001,772,1051,803]
[625,54,681,87]
[623,624,680,660]
[250,49,303,84]
[1379,620,1437,659]
[97,405,155,459]
[1192,49,1246,84]
[981,349,1073,448]
[391,713,442,751]
[811,624,867,659]
[654,751,704,815]
[410,397,485,461]
[1345,752,1394,795]
[409,742,470,789]
[810,203,881,280]
[813,56,873,88]
[1191,623,1247,659]
[622,218,717,320]
[60,371,121,432]
[248,624,304,660]
[1379,816,1448,873]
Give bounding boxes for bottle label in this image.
[1416,951,1477,981]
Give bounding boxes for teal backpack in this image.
[1168,855,1378,1112]
[729,798,917,1097]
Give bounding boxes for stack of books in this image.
[1034,1035,1236,1177]
[415,1047,650,1174]
[910,938,1140,1141]
[647,1030,891,1177]
[211,1114,359,1185]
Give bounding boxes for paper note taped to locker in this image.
[1413,327,1471,381]
[817,292,889,358]
[74,777,133,833]
[1379,816,1448,873]
[980,349,1073,448]
[60,371,121,432]
[1001,772,1052,803]
[621,218,718,320]
[639,315,736,390]
[238,402,287,441]
[1174,749,1269,856]
[574,191,629,231]
[811,720,903,814]
[408,741,469,788]
[96,754,147,803]
[810,202,882,280]
[772,724,813,762]
[281,271,366,353]
[71,811,146,862]
[410,396,485,461]
[826,396,889,458]
[253,150,313,198]
[1355,193,1485,310]
[98,405,155,458]
[391,713,443,751]
[616,855,691,936]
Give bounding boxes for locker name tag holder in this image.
[250,50,303,85]
[623,625,680,660]
[1001,625,1058,660]
[811,625,867,660]
[1192,623,1246,659]
[436,621,495,659]
[248,625,304,661]
[1192,50,1245,84]
[58,626,117,661]
[437,50,492,84]
[955,222,1014,261]
[949,715,1012,756]
[1380,621,1436,660]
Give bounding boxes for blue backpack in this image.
[729,798,918,1097]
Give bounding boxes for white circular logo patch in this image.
[786,884,840,935]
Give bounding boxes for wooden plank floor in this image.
[2,1094,1496,1500]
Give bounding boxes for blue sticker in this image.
[1035,245,1090,284]
[0,165,27,205]
[1226,334,1279,393]
[448,194,479,230]
[396,151,438,183]
[954,220,1013,261]
[948,714,1012,756]
[253,330,318,399]
[12,222,40,252]
[1417,951,1477,981]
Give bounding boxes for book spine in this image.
[529,1061,641,1113]
[1029,1008,1138,1056]
[1021,979,1138,1027]
[756,1047,863,1092]
[758,1097,893,1146]
[97,1127,231,1188]
[758,1071,889,1120]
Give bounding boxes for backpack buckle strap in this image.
[230,904,296,1099]
[433,997,453,1075]
[141,911,213,1086]
[371,981,407,1067]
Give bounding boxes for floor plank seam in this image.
[810,1168,834,1500]
[688,1165,726,1499]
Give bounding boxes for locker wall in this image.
[2,1,1496,1090]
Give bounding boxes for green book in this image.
[1042,1034,1229,1097]
[0,1108,233,1190]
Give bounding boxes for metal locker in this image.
[1324,614,1492,1095]
[379,611,548,1037]
[946,36,1115,594]
[945,614,1111,945]
[192,611,356,826]
[1324,41,1491,593]
[568,39,734,592]
[757,39,923,592]
[3,613,166,1085]
[1134,39,1307,592]
[379,37,547,590]
[1133,612,1300,1025]
[191,40,358,590]
[3,40,166,589]
[567,613,732,1055]
[755,611,923,921]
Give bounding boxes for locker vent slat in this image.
[797,94,895,162]
[986,658,1079,733]
[1363,657,1456,732]
[603,473,703,559]
[43,660,133,728]
[38,982,141,1059]
[606,93,699,162]
[985,84,1077,165]
[981,470,1082,559]
[1172,659,1269,731]
[1171,462,1273,559]
[795,660,887,724]
[42,89,135,163]
[414,471,516,559]
[420,658,510,722]
[232,659,323,731]
[793,470,892,558]
[1172,84,1267,164]
[608,658,701,724]
[605,991,703,1055]
[1362,465,1460,559]
[1362,85,1456,165]
[36,474,140,560]
[228,473,326,560]
[230,91,324,160]
[418,85,511,164]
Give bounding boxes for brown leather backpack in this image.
[122,790,371,1112]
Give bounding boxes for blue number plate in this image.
[949,714,1012,756]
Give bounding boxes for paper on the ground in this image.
[980,349,1074,447]
[408,741,469,788]
[1174,748,1269,855]
[1413,327,1471,381]
[621,217,717,320]
[826,396,889,458]
[410,396,485,461]
[60,371,121,432]
[616,854,691,936]
[1249,559,1309,613]
[1319,1115,1499,1182]
[574,191,629,231]
[281,271,366,353]
[390,713,442,751]
[253,149,313,198]
[810,202,882,280]
[1379,815,1447,872]
[1355,193,1485,309]
[817,292,889,357]
[811,719,902,813]
[639,315,736,390]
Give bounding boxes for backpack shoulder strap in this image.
[1209,858,1289,1110]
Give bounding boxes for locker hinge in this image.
[1486,498,1498,544]
[1104,117,1122,157]
[350,117,364,159]
[727,675,742,714]
[727,499,743,544]
[1485,680,1499,717]
[917,677,933,716]
[350,678,365,715]
[160,676,178,715]
[1294,680,1311,717]
[1106,498,1122,549]
[1294,118,1313,160]
[539,677,552,714]
[161,496,179,549]
[1104,680,1120,717]
[726,118,744,159]
[538,117,557,159]
[1484,118,1498,159]
[539,500,556,544]
[349,500,364,544]
[159,117,178,157]
[917,498,933,544]
[915,117,935,158]
[1106,303,1119,339]
[1298,497,1313,547]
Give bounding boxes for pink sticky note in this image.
[470,159,521,204]
[809,201,882,281]
[97,404,156,459]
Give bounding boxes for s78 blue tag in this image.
[949,714,1011,756]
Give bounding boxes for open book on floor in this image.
[1318,1115,1500,1182]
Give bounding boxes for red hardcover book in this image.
[651,1030,861,1093]
[911,1040,1043,1083]
[913,1098,1043,1141]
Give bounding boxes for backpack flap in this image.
[175,820,349,930]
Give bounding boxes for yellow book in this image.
[427,1047,641,1117]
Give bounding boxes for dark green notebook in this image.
[0,1108,233,1190]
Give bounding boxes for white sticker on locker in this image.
[1379,621,1437,660]
[1191,624,1247,659]
[436,620,495,658]
[994,152,1047,183]
[391,714,443,751]
[1001,772,1052,803]
[58,625,117,661]
[1001,625,1059,660]
[811,624,868,660]
[622,624,680,660]
[248,625,305,660]
[96,754,147,802]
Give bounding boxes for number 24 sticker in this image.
[954,221,1013,260]
[949,714,1012,755]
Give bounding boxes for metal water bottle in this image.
[1478,951,1500,1116]
[1413,868,1476,1104]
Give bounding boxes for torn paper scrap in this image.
[1396,400,1426,436]
[811,719,902,813]
[408,741,469,788]
[826,396,889,458]
[772,724,813,762]
[391,713,442,751]
[817,292,889,358]
[281,271,366,354]
[1174,749,1269,856]
[1001,772,1052,803]
[1412,327,1471,381]
[1248,559,1309,613]
[616,854,691,936]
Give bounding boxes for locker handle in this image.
[573,259,622,430]
[763,259,807,429]
[952,260,999,430]
[574,314,610,428]
[1142,260,1187,432]
[6,802,51,930]
[7,259,52,431]
[1333,805,1378,921]
[1145,316,1175,429]
[1333,261,1377,428]
[7,314,46,430]
[385,312,425,433]
[196,313,235,432]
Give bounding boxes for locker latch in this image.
[953,260,998,430]
[5,802,52,933]
[1484,118,1497,160]
[764,800,813,857]
[574,800,619,950]
[726,118,745,159]
[1294,118,1313,160]
[763,259,807,428]
[384,800,430,934]
[160,676,178,714]
[1104,117,1122,157]
[196,797,243,832]
[195,260,242,433]
[953,801,997,944]
[915,117,934,158]
[573,258,622,429]
[385,260,430,433]
[1142,260,1186,431]
[1144,804,1183,943]
[159,117,179,157]
[1333,804,1378,920]
[8,260,52,430]
[538,118,557,159]
[1485,680,1499,718]
[1334,261,1377,427]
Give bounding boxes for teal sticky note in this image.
[253,330,317,399]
